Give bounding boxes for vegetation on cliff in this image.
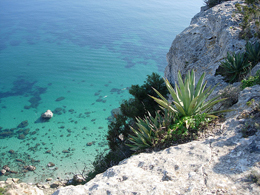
[77,0,260,185]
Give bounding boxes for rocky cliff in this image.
[8,1,259,194]
[52,84,260,195]
[165,0,245,85]
[51,1,260,194]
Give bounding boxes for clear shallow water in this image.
[0,0,203,183]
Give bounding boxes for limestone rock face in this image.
[0,178,44,195]
[165,0,246,84]
[52,1,260,194]
[53,86,260,195]
[41,109,53,119]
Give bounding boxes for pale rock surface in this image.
[0,178,44,195]
[248,63,260,77]
[165,0,245,84]
[53,85,260,194]
[41,110,53,119]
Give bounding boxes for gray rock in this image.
[248,63,260,77]
[26,165,36,171]
[53,86,260,195]
[41,109,53,119]
[48,162,55,167]
[165,0,246,84]
[0,169,6,175]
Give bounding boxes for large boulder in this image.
[41,109,53,119]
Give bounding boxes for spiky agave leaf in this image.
[127,109,173,151]
[246,41,260,66]
[150,69,229,118]
[220,52,251,83]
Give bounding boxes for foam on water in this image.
[0,0,203,183]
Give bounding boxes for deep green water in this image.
[0,0,203,183]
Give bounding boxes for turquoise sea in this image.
[0,0,203,183]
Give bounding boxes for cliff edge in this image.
[52,1,260,194]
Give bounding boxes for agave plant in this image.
[220,52,251,83]
[127,108,173,151]
[150,69,228,118]
[245,41,260,66]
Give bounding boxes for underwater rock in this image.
[23,128,30,135]
[18,134,25,139]
[0,169,6,175]
[56,97,65,101]
[54,107,63,115]
[96,98,102,102]
[16,159,25,163]
[29,96,41,108]
[86,142,93,146]
[47,162,55,167]
[24,105,31,109]
[9,170,18,174]
[3,165,10,172]
[8,150,15,154]
[17,120,29,128]
[26,165,36,171]
[46,178,53,182]
[41,110,53,119]
[68,109,74,113]
[62,150,69,153]
[0,130,13,138]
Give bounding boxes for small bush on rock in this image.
[107,73,168,151]
[219,52,251,83]
[235,2,260,39]
[0,188,4,195]
[246,41,260,66]
[241,70,260,89]
[128,70,229,152]
[204,0,229,8]
[85,73,168,181]
[151,70,227,118]
[127,108,174,151]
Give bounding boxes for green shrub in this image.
[127,108,174,151]
[241,70,260,89]
[121,72,168,118]
[235,2,260,39]
[85,73,168,181]
[151,69,228,118]
[107,114,130,151]
[220,52,251,83]
[127,110,210,152]
[107,73,168,151]
[127,70,230,152]
[245,0,260,5]
[0,187,5,195]
[204,0,229,8]
[246,41,260,66]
